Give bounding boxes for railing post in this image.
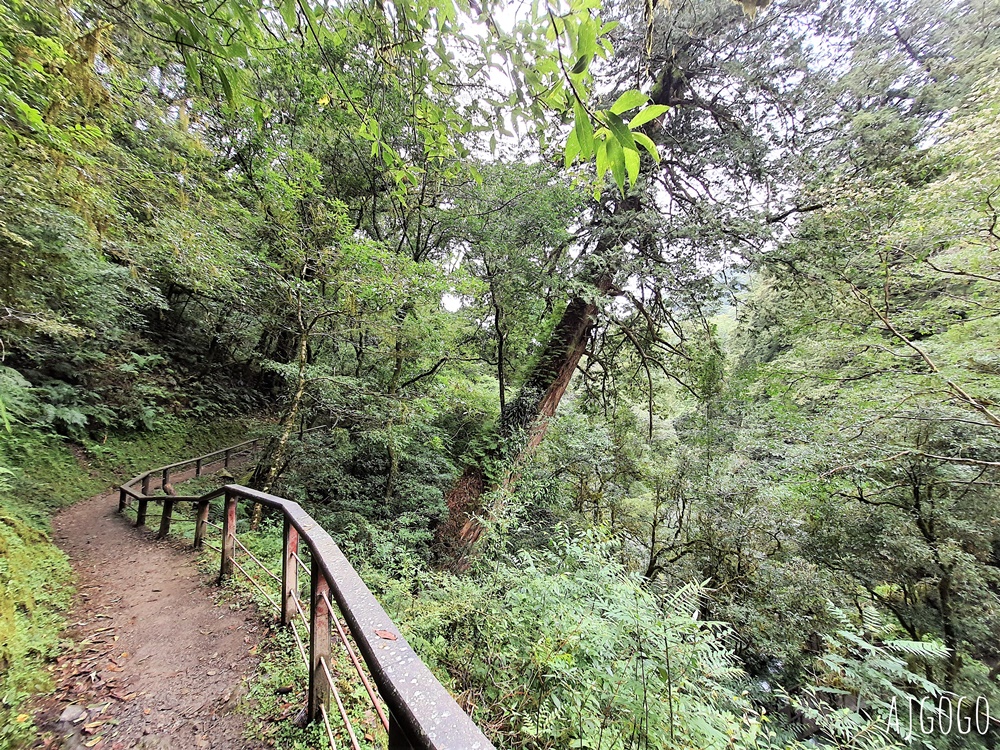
[141,474,151,495]
[281,516,299,626]
[195,458,203,477]
[308,556,331,723]
[388,714,415,749]
[193,498,210,549]
[224,449,231,469]
[162,468,171,491]
[157,498,174,539]
[136,497,148,527]
[118,488,127,512]
[220,489,237,580]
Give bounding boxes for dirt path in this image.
[33,477,266,750]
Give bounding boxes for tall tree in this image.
[437,0,839,559]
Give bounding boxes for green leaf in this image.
[595,138,609,182]
[632,131,659,161]
[0,396,11,433]
[181,48,201,86]
[564,127,580,168]
[606,112,637,152]
[629,104,669,129]
[217,64,234,102]
[574,100,595,159]
[570,55,589,74]
[609,89,648,115]
[280,0,298,29]
[577,18,598,58]
[606,135,625,194]
[624,146,640,187]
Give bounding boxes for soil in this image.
[32,473,266,750]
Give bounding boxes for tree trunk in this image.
[250,330,309,529]
[435,274,613,564]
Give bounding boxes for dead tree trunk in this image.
[436,273,614,563]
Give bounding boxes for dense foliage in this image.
[3,0,1000,747]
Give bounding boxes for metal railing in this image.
[117,434,495,750]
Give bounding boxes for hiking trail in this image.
[33,475,265,750]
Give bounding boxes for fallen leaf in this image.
[374,629,397,641]
[84,738,102,748]
[15,714,29,723]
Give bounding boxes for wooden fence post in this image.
[308,557,331,722]
[141,474,151,495]
[118,488,127,512]
[281,516,299,626]
[193,498,211,549]
[162,468,171,491]
[195,458,203,477]
[224,449,231,469]
[157,499,174,539]
[220,490,237,580]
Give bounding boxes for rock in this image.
[61,732,88,750]
[137,736,173,750]
[58,704,88,724]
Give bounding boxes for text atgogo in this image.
[886,695,993,738]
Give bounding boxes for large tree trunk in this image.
[250,329,309,529]
[435,274,614,564]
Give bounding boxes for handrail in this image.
[116,432,495,750]
[118,424,329,499]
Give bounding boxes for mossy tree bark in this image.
[436,272,615,563]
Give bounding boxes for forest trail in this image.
[33,481,265,750]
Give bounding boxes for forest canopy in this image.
[2,0,1000,747]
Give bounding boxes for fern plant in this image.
[775,604,949,750]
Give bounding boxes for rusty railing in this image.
[117,433,494,750]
